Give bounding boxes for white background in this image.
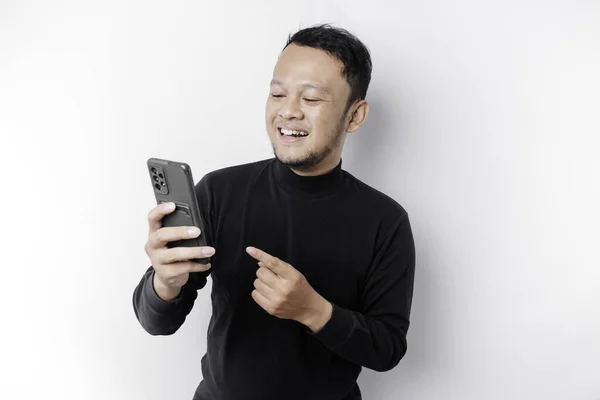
[1,1,599,399]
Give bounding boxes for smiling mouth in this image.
[278,127,310,138]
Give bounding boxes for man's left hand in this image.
[245,246,333,333]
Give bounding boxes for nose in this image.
[277,96,303,119]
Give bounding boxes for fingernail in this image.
[165,202,175,211]
[202,248,215,255]
[188,228,200,236]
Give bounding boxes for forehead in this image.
[271,44,348,92]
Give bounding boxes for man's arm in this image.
[132,172,216,335]
[305,213,416,372]
[132,266,210,335]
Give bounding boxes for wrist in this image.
[153,272,182,301]
[304,296,333,333]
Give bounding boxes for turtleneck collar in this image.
[272,157,344,198]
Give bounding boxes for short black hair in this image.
[283,23,372,114]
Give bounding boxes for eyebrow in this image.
[270,79,330,94]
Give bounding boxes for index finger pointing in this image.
[246,246,269,261]
[246,247,280,266]
[246,247,287,277]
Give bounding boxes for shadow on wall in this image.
[346,89,443,397]
[345,87,419,178]
[344,91,394,183]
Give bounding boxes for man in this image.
[133,24,416,400]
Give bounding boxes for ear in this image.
[345,100,369,133]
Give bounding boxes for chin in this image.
[275,148,329,170]
[275,151,302,165]
[273,148,302,164]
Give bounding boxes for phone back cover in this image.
[147,158,209,264]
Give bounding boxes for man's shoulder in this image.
[343,170,409,219]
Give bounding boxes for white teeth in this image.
[280,128,308,136]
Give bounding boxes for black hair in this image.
[283,23,372,114]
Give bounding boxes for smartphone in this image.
[147,158,209,264]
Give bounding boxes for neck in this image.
[272,156,344,198]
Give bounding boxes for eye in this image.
[304,98,319,102]
[271,94,284,98]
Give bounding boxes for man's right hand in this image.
[144,202,215,301]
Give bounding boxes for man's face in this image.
[265,43,353,173]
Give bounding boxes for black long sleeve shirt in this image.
[132,157,416,400]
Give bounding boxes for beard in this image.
[271,113,346,172]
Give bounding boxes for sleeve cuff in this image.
[306,302,356,349]
[144,269,184,313]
